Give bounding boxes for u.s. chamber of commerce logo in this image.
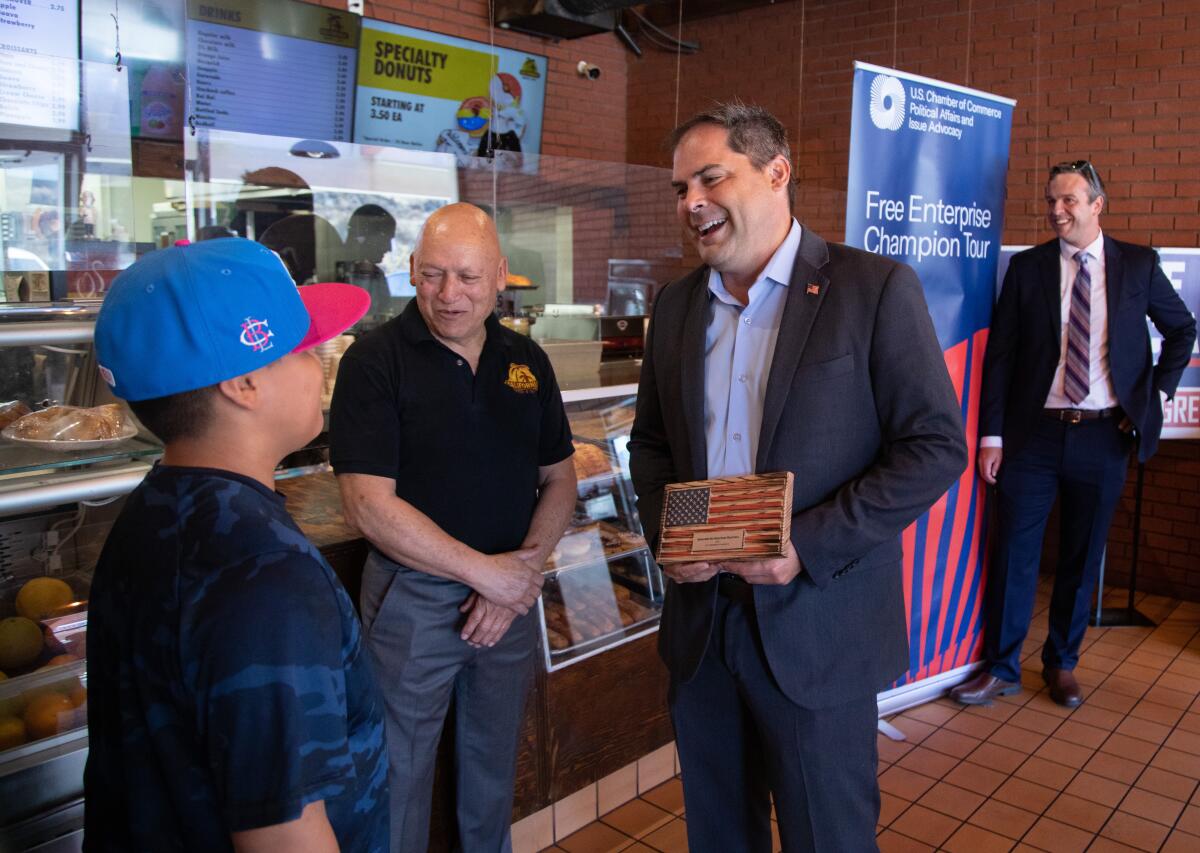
[869,74,906,131]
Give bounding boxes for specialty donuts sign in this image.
[353,21,547,163]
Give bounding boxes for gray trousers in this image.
[360,551,536,853]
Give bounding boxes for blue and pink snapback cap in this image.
[94,238,370,401]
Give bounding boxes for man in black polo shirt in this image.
[329,203,576,853]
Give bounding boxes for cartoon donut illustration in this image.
[456,96,491,138]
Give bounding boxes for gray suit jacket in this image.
[629,226,968,709]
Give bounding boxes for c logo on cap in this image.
[240,317,275,352]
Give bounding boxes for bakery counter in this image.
[557,358,642,395]
[276,471,358,548]
[275,472,370,609]
[271,389,673,841]
[0,382,670,849]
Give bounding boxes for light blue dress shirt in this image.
[704,219,802,478]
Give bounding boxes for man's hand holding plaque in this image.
[724,540,803,585]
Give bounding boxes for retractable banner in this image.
[845,62,1015,704]
[1154,249,1200,439]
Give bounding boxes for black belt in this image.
[1043,406,1121,424]
[717,573,754,604]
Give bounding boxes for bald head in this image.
[415,203,502,263]
[411,203,508,354]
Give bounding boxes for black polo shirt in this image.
[330,301,574,556]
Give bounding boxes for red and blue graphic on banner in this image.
[846,63,1015,689]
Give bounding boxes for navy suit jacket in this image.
[980,237,1196,462]
[629,227,968,709]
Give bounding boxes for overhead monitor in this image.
[0,0,81,132]
[354,21,547,162]
[185,0,359,142]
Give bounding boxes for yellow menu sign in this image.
[359,30,498,99]
[353,21,548,157]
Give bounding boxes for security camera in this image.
[577,61,601,80]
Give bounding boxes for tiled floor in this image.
[539,585,1200,852]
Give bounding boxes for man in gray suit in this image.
[629,103,967,852]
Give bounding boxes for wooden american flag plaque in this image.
[655,472,794,564]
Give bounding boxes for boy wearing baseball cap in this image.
[83,239,388,852]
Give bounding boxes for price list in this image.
[186,12,355,141]
[0,0,80,131]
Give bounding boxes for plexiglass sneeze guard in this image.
[183,130,685,382]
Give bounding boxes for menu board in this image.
[185,0,358,141]
[0,0,81,131]
[354,22,547,162]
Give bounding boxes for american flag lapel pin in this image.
[806,283,820,295]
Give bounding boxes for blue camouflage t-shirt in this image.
[83,465,388,852]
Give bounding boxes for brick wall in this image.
[1102,444,1200,602]
[623,0,1200,600]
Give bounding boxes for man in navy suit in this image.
[951,161,1196,709]
[630,103,966,852]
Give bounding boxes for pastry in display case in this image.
[2,404,138,451]
[538,392,665,670]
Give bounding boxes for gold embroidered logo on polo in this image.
[505,363,538,393]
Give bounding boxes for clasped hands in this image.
[663,540,803,586]
[459,546,543,649]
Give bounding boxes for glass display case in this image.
[539,388,664,671]
[0,498,126,849]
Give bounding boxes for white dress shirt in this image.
[981,231,1116,448]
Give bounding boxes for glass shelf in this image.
[0,436,161,477]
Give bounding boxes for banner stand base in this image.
[877,661,980,718]
[1091,607,1156,628]
[877,719,908,742]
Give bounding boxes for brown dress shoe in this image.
[949,672,1021,706]
[1042,668,1083,708]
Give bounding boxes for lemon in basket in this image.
[0,715,26,750]
[23,692,75,741]
[0,671,22,718]
[0,617,43,671]
[15,577,74,621]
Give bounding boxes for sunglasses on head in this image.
[1050,160,1098,179]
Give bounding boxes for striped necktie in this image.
[1064,250,1091,404]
